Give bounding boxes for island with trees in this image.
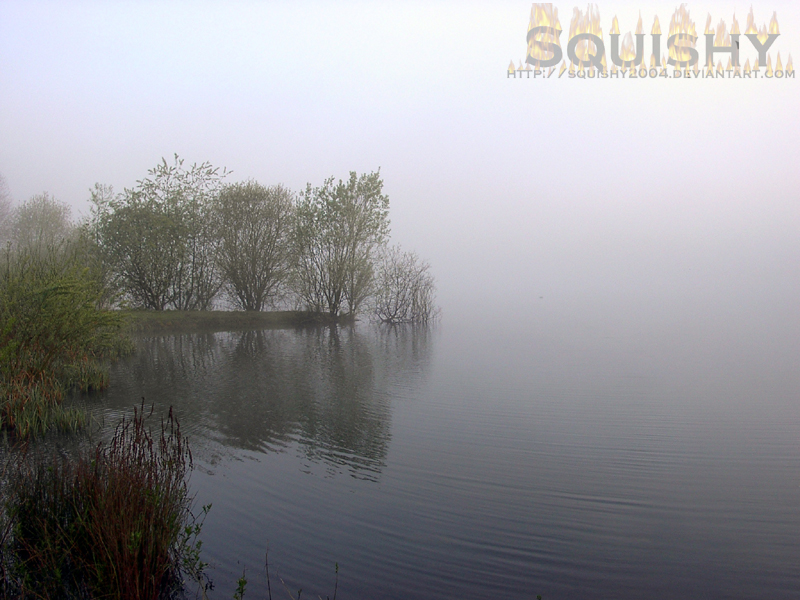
[87,156,437,325]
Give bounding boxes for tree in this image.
[90,183,176,310]
[79,184,122,309]
[291,171,390,317]
[90,156,227,310]
[0,173,12,246]
[373,245,438,324]
[213,181,294,311]
[10,192,74,254]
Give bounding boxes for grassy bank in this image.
[122,309,353,334]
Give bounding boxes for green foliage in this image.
[292,171,390,317]
[233,570,247,600]
[213,181,294,311]
[90,155,228,310]
[0,239,125,436]
[1,405,207,599]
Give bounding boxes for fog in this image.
[1,1,798,326]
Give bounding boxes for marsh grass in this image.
[0,403,207,599]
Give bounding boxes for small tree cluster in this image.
[85,156,437,321]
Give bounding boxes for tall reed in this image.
[1,404,207,599]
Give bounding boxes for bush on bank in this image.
[0,241,127,437]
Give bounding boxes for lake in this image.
[91,303,800,599]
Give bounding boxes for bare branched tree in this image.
[213,181,294,311]
[373,246,438,324]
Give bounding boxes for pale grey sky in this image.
[1,1,798,318]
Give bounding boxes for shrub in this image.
[0,241,126,436]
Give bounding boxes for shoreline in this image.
[120,309,354,334]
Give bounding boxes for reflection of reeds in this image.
[0,403,208,599]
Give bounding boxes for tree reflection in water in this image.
[95,324,434,480]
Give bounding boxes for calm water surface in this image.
[91,307,800,599]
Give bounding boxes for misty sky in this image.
[1,1,798,321]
